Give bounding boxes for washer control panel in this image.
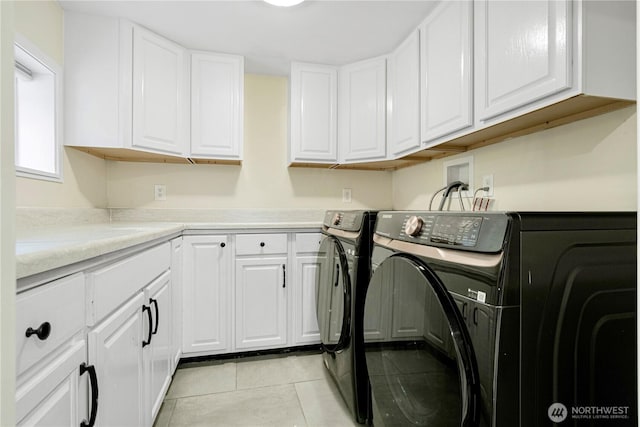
[323,210,364,232]
[375,211,509,253]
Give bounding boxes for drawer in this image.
[236,233,287,256]
[295,233,323,253]
[87,242,170,325]
[16,273,85,377]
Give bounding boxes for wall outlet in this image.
[154,184,167,201]
[342,188,352,203]
[481,174,494,197]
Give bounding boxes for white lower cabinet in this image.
[16,339,89,427]
[144,271,173,424]
[292,233,323,345]
[235,233,288,351]
[170,237,183,371]
[88,293,146,427]
[182,235,231,355]
[235,257,288,350]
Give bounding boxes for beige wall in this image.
[15,0,108,208]
[107,74,394,210]
[393,106,637,211]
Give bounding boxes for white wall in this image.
[107,74,394,210]
[15,0,108,209]
[393,106,637,211]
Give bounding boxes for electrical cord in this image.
[457,184,469,211]
[438,181,466,211]
[472,187,490,211]
[428,186,448,211]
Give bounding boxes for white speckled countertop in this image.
[16,207,326,280]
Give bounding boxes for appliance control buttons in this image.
[404,215,424,237]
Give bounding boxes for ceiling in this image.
[59,0,437,75]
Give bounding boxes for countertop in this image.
[16,221,322,280]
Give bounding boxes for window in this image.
[14,35,62,182]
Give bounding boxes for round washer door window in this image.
[364,254,479,426]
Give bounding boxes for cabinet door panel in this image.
[293,256,321,345]
[145,272,172,423]
[88,293,145,427]
[339,57,387,162]
[170,238,183,371]
[16,340,86,426]
[191,52,243,159]
[183,236,230,354]
[236,258,287,350]
[475,0,571,121]
[290,63,338,162]
[388,30,421,157]
[132,26,187,155]
[421,0,473,142]
[363,263,390,341]
[391,264,425,339]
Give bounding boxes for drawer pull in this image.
[80,363,99,427]
[260,242,265,247]
[220,242,226,248]
[282,264,286,288]
[25,322,51,341]
[142,305,153,347]
[151,298,159,335]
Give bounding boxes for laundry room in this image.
[1,0,636,426]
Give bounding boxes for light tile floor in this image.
[154,351,360,427]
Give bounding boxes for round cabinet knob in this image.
[26,321,51,341]
[220,242,226,248]
[260,242,265,247]
[404,216,424,237]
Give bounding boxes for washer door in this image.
[316,235,352,353]
[364,253,480,427]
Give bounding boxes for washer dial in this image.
[404,215,424,237]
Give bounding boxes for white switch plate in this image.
[481,174,494,197]
[342,188,352,203]
[154,184,166,201]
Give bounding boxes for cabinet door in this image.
[235,257,287,350]
[339,57,387,162]
[191,52,244,159]
[144,271,172,424]
[182,236,231,354]
[290,63,338,163]
[170,238,183,371]
[88,293,145,427]
[293,255,322,345]
[132,25,187,155]
[16,340,87,427]
[387,30,421,157]
[420,0,473,142]
[475,0,571,122]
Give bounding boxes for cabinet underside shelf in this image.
[290,95,634,172]
[68,146,242,166]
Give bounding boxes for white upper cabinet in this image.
[420,0,473,143]
[131,25,188,156]
[339,56,387,163]
[191,52,244,160]
[64,11,244,162]
[387,30,421,158]
[475,0,571,122]
[289,63,338,163]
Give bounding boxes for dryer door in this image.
[316,235,352,353]
[364,253,480,427]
